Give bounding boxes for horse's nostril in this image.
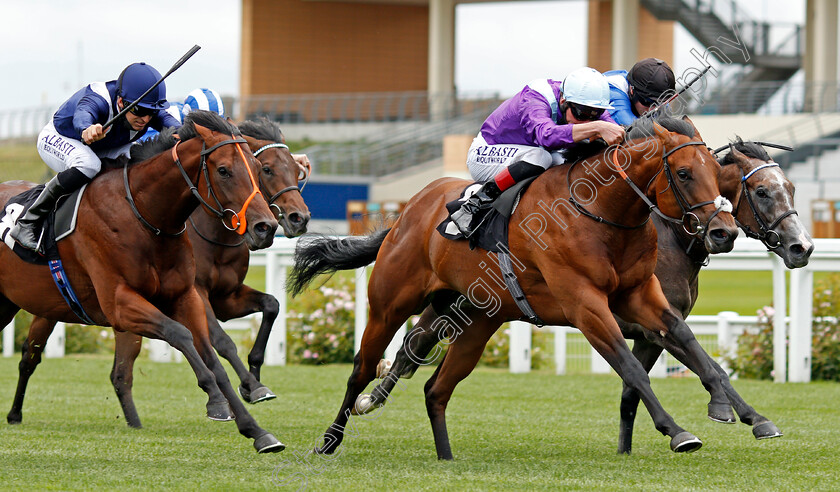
[790,244,805,256]
[289,213,302,224]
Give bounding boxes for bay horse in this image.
[290,116,739,459]
[7,118,310,428]
[0,111,284,453]
[353,138,813,455]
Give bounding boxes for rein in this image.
[569,140,731,235]
[124,136,262,237]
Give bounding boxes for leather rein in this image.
[568,140,731,238]
[124,136,262,237]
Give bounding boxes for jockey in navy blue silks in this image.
[605,57,676,126]
[11,62,182,252]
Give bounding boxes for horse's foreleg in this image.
[111,285,232,422]
[615,326,666,455]
[7,316,51,424]
[111,330,143,428]
[615,276,734,425]
[204,289,276,404]
[172,287,284,453]
[643,326,781,438]
[568,288,700,453]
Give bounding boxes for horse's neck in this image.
[128,139,204,231]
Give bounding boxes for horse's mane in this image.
[719,137,771,165]
[107,110,240,167]
[562,111,695,163]
[238,118,284,143]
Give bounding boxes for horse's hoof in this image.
[753,420,783,440]
[254,433,285,453]
[6,414,21,425]
[350,393,382,415]
[670,431,702,453]
[376,359,392,379]
[707,403,736,424]
[207,402,235,421]
[240,384,277,404]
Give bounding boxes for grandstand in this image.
[2,0,839,235]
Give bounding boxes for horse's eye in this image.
[217,166,231,178]
[756,188,768,198]
[676,169,690,181]
[262,166,273,175]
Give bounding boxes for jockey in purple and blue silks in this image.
[451,67,625,237]
[11,62,182,252]
[605,57,676,126]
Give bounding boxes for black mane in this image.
[120,110,239,165]
[563,112,695,164]
[238,118,285,143]
[719,137,771,165]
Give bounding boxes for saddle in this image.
[0,184,86,265]
[437,176,537,252]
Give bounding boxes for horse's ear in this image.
[728,141,748,162]
[681,115,704,141]
[192,123,215,143]
[651,121,672,142]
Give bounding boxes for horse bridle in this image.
[712,142,797,250]
[569,140,732,237]
[124,136,262,237]
[188,140,308,247]
[252,141,308,218]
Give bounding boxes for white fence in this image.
[3,238,840,383]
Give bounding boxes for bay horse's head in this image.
[630,116,738,254]
[178,111,278,250]
[718,139,813,268]
[239,118,311,238]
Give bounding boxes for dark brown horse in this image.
[290,116,739,459]
[7,119,310,429]
[352,138,813,454]
[0,111,284,453]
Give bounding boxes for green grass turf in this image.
[0,357,838,490]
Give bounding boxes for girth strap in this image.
[49,259,96,325]
[497,252,546,327]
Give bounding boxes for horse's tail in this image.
[288,228,391,297]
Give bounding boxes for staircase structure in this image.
[642,0,802,114]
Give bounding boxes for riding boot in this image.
[450,180,502,237]
[10,175,71,251]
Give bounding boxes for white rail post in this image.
[649,351,668,378]
[383,323,407,362]
[354,266,368,354]
[148,339,174,362]
[553,326,567,375]
[717,311,738,373]
[509,321,531,373]
[44,322,66,358]
[264,249,287,366]
[772,254,788,383]
[788,267,814,383]
[2,319,13,357]
[591,347,611,374]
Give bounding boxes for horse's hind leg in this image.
[358,305,445,413]
[7,314,50,425]
[423,316,500,460]
[316,277,427,455]
[111,330,143,428]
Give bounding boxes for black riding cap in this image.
[627,58,676,100]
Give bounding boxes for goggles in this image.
[126,103,156,118]
[569,103,604,122]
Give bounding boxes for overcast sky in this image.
[0,0,807,112]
